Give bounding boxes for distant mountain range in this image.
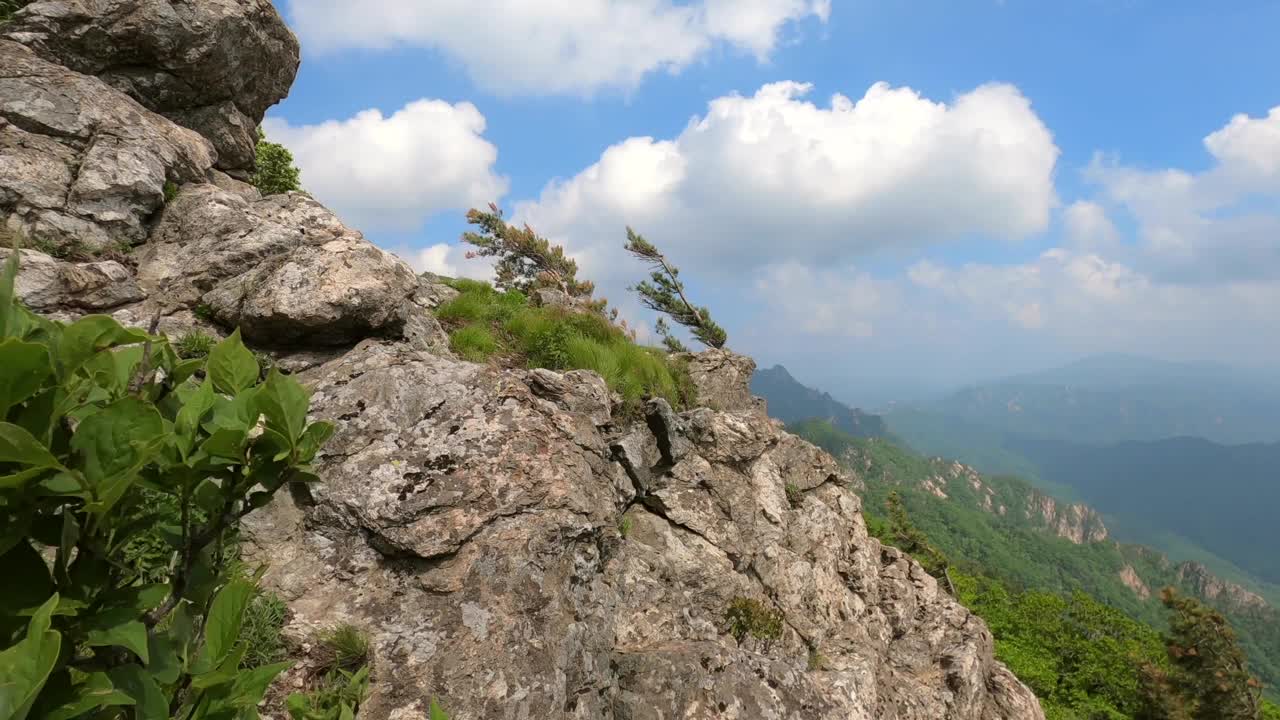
[924,353,1280,446]
[754,355,1280,690]
[882,353,1280,586]
[751,364,887,438]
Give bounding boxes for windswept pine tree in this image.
[462,203,598,302]
[1140,588,1264,720]
[623,228,726,349]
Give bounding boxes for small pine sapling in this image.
[623,228,726,349]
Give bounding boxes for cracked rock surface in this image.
[3,1,1044,716]
[240,342,1045,720]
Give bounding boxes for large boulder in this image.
[0,247,144,314]
[134,184,420,347]
[241,344,1044,719]
[0,39,214,253]
[3,0,300,174]
[677,347,766,414]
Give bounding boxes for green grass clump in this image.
[785,482,802,508]
[176,329,217,359]
[724,597,784,645]
[239,591,289,669]
[449,323,498,361]
[437,281,693,409]
[320,623,370,671]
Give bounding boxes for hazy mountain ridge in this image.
[922,353,1280,446]
[751,364,887,438]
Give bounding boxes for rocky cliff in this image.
[0,2,1043,717]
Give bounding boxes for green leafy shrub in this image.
[724,597,784,645]
[438,281,693,410]
[0,251,333,719]
[176,329,217,359]
[253,128,302,196]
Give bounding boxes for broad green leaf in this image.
[170,357,206,386]
[0,422,62,470]
[190,643,245,689]
[206,329,259,395]
[0,339,51,417]
[70,397,165,513]
[202,578,256,668]
[206,386,261,432]
[54,512,78,586]
[430,698,451,720]
[192,479,224,515]
[56,315,150,379]
[147,633,182,685]
[85,619,150,664]
[296,421,335,463]
[107,664,168,720]
[229,661,291,709]
[0,249,18,339]
[0,594,61,720]
[9,386,59,445]
[0,541,54,620]
[255,369,310,445]
[0,467,51,491]
[39,672,135,720]
[200,428,248,462]
[82,345,144,398]
[175,379,217,460]
[100,583,170,616]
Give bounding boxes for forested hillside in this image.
[787,419,1280,706]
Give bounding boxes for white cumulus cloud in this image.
[261,99,508,232]
[515,80,1059,297]
[1085,105,1280,284]
[285,0,830,95]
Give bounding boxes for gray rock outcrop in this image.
[0,39,214,253]
[240,342,1043,719]
[2,2,1045,717]
[3,0,299,174]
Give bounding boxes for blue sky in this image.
[264,0,1280,404]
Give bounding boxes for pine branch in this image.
[624,228,726,349]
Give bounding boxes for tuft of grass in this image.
[192,303,216,321]
[441,277,492,294]
[785,482,802,509]
[449,323,498,361]
[618,515,634,539]
[239,591,289,669]
[724,597,784,645]
[436,280,694,411]
[0,0,31,25]
[807,648,829,671]
[319,623,370,672]
[175,330,216,359]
